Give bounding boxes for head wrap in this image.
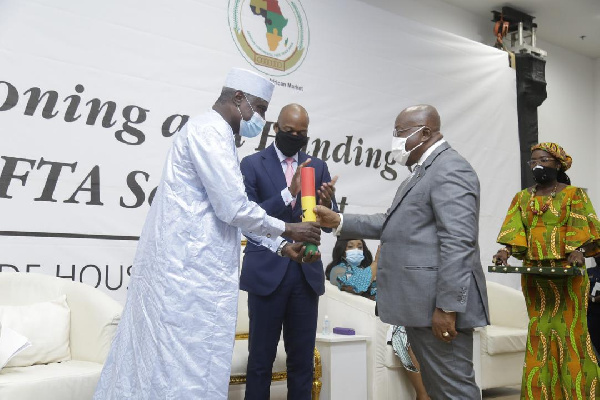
[531,142,572,171]
[223,68,275,102]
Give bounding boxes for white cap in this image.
[224,68,275,102]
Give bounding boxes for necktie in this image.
[411,164,422,177]
[284,157,296,208]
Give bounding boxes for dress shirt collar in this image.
[416,139,446,167]
[273,142,298,164]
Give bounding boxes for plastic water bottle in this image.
[322,315,331,335]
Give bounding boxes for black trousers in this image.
[244,262,319,400]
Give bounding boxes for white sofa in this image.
[318,280,529,399]
[0,273,122,400]
[478,280,528,390]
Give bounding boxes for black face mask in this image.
[275,130,308,157]
[532,165,559,184]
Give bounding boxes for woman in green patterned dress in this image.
[493,142,600,399]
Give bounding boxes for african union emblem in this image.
[228,0,309,76]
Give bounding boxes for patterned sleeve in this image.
[337,265,373,294]
[497,191,528,259]
[565,188,600,256]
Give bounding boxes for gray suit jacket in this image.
[341,142,489,329]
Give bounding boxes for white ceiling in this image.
[440,0,600,59]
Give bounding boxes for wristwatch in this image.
[276,241,288,257]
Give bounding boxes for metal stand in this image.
[492,6,547,189]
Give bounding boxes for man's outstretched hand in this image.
[313,205,341,229]
[283,222,321,245]
[289,159,312,197]
[282,242,321,263]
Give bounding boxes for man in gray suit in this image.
[315,105,489,399]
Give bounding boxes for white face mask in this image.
[391,126,425,166]
[345,248,365,267]
[238,94,266,138]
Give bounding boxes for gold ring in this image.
[442,332,450,337]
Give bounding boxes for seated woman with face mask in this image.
[325,239,430,400]
[326,239,376,299]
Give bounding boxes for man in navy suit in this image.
[240,104,338,399]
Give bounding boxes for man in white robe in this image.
[94,68,321,400]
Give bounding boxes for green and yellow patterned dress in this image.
[497,186,600,399]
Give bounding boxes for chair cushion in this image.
[0,326,31,369]
[0,273,122,365]
[382,342,404,369]
[231,339,287,376]
[0,295,71,367]
[481,325,528,355]
[0,360,102,400]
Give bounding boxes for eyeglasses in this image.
[527,157,556,167]
[392,125,426,137]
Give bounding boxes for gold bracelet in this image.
[499,246,512,256]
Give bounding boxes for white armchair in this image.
[478,280,528,390]
[0,273,122,400]
[318,280,529,399]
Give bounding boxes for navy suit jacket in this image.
[239,143,337,296]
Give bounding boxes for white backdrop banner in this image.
[0,0,521,303]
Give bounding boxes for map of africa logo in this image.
[228,0,310,76]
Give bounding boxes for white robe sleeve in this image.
[244,233,285,253]
[186,121,285,239]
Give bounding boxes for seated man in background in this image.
[326,238,429,400]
